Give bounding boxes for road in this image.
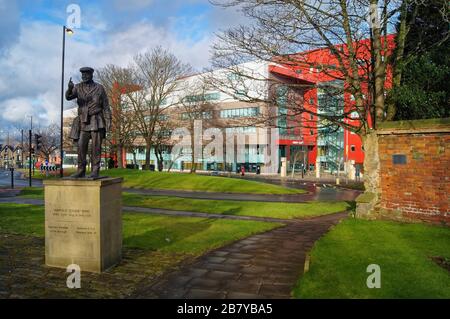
[0,169,43,188]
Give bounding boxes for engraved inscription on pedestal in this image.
[44,178,122,273]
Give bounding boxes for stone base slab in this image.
[44,177,123,273]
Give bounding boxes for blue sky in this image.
[0,0,246,140]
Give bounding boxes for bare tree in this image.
[209,0,448,194]
[35,124,60,162]
[175,80,220,173]
[153,114,178,171]
[124,46,192,170]
[97,65,139,169]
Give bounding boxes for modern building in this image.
[63,37,395,177]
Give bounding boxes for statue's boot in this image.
[70,168,86,178]
[88,167,100,178]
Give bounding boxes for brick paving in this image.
[131,212,348,299]
[0,233,189,299]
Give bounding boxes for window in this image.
[121,102,131,111]
[309,98,314,105]
[227,73,240,81]
[350,111,359,119]
[185,92,220,103]
[205,93,220,101]
[310,114,314,120]
[225,126,257,134]
[181,111,212,120]
[350,145,356,152]
[220,107,259,118]
[236,89,247,97]
[310,130,314,136]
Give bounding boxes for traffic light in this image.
[34,134,43,152]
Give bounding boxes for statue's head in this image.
[80,67,94,83]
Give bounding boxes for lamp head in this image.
[65,27,74,35]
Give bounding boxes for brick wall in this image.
[377,120,450,225]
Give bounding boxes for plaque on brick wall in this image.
[392,154,407,165]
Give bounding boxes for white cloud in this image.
[0,19,213,129]
[1,97,37,122]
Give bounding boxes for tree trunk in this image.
[361,131,380,194]
[190,132,196,173]
[190,153,196,173]
[167,160,174,172]
[145,142,151,170]
[372,28,386,121]
[154,145,164,172]
[386,0,409,121]
[117,145,123,169]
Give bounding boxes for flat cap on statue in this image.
[79,66,94,73]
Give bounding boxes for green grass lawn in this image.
[0,203,279,255]
[17,187,45,199]
[293,218,450,298]
[102,169,305,194]
[30,168,305,194]
[19,168,78,180]
[123,193,350,219]
[18,187,349,219]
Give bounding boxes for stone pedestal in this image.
[44,177,123,273]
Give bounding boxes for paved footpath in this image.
[0,188,22,197]
[132,212,348,299]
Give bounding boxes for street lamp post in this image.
[60,26,73,178]
[28,115,32,187]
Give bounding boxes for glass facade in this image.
[220,107,259,118]
[317,80,345,172]
[276,86,288,135]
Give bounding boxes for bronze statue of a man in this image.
[66,67,111,178]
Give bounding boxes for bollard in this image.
[10,167,14,189]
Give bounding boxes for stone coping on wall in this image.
[377,118,450,135]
